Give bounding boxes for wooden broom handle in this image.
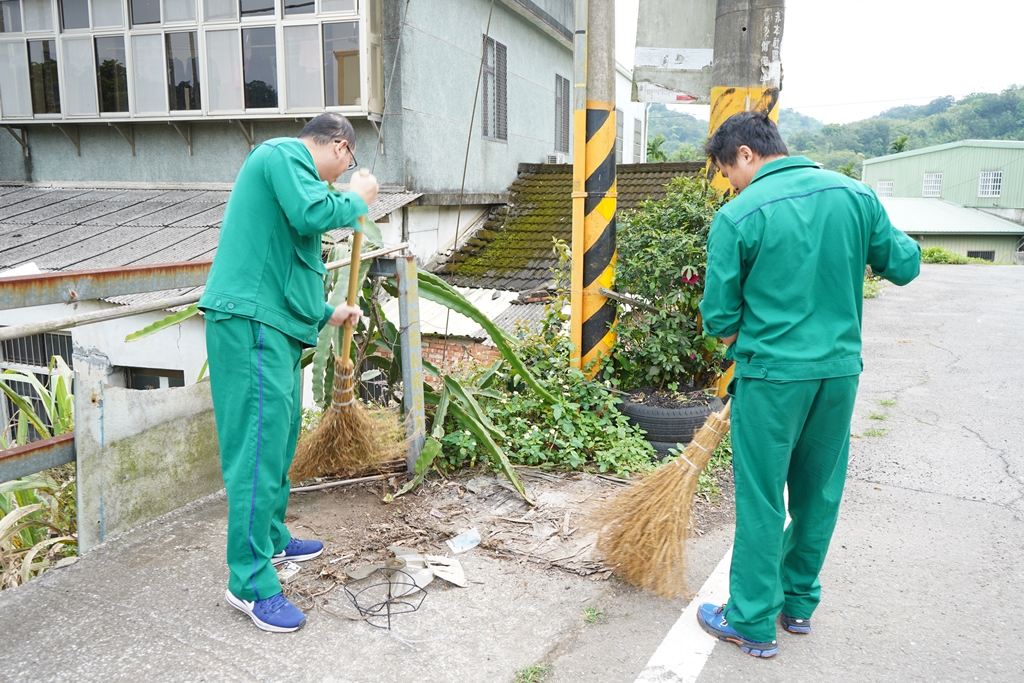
[717,400,731,421]
[338,217,365,365]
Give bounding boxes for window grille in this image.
[0,332,73,444]
[978,171,1002,198]
[633,118,642,161]
[554,73,569,153]
[482,35,507,141]
[615,108,623,163]
[876,180,894,198]
[967,250,995,262]
[922,173,942,197]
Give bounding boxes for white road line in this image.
[634,546,733,683]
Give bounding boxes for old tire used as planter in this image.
[621,395,725,458]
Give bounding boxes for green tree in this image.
[837,160,860,179]
[647,134,669,161]
[889,134,910,154]
[668,142,703,162]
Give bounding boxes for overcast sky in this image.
[615,0,1024,124]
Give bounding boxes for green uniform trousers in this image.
[206,314,303,601]
[725,374,859,642]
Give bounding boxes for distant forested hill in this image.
[646,87,1024,175]
[780,86,1024,176]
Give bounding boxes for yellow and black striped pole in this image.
[705,0,785,395]
[571,0,616,376]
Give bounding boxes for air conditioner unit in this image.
[545,153,569,164]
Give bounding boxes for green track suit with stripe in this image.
[198,138,367,602]
[699,156,921,642]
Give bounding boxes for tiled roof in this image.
[434,162,705,292]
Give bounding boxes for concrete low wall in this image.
[75,351,221,552]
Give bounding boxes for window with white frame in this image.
[482,35,506,141]
[876,180,894,198]
[978,171,1002,198]
[0,0,371,121]
[922,172,942,197]
[554,73,569,154]
[614,107,622,163]
[633,118,642,161]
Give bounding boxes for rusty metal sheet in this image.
[0,433,75,484]
[72,227,208,270]
[0,260,213,308]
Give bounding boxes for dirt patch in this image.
[626,387,720,409]
[280,466,735,614]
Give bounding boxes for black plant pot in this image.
[620,395,725,458]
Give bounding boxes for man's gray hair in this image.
[299,113,356,148]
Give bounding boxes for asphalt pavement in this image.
[1,264,1021,683]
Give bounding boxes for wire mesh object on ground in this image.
[593,401,732,598]
[343,562,427,629]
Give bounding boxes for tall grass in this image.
[0,357,78,589]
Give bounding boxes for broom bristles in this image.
[290,357,404,481]
[593,405,731,598]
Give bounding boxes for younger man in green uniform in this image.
[696,111,920,657]
[199,113,377,632]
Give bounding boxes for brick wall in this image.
[421,335,501,382]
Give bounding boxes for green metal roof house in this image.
[863,140,1024,264]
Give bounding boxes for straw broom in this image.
[594,401,731,598]
[290,214,395,481]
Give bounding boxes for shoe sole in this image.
[225,590,306,633]
[270,547,324,566]
[697,613,778,658]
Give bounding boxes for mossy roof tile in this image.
[438,162,703,291]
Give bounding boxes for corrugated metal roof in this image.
[864,139,1024,165]
[0,183,420,309]
[881,198,1024,235]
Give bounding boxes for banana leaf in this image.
[407,272,557,406]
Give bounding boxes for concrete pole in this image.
[705,0,784,397]
[570,0,616,375]
[706,0,785,195]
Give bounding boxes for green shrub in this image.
[921,246,968,264]
[614,173,729,391]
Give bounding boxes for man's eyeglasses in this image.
[334,139,357,171]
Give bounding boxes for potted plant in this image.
[610,172,729,456]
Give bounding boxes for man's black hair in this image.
[299,112,356,148]
[705,110,788,166]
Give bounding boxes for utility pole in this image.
[570,0,616,375]
[706,0,785,195]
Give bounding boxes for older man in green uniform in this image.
[199,113,376,633]
[696,111,921,657]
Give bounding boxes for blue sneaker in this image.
[271,538,324,566]
[780,612,811,634]
[697,603,778,658]
[225,590,307,633]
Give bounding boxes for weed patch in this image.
[862,427,888,437]
[514,665,552,683]
[584,605,606,624]
[868,413,888,421]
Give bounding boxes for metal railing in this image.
[0,244,426,483]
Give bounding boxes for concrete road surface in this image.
[1,264,1022,683]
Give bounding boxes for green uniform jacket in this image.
[199,138,368,346]
[700,156,921,381]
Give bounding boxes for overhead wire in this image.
[370,0,411,174]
